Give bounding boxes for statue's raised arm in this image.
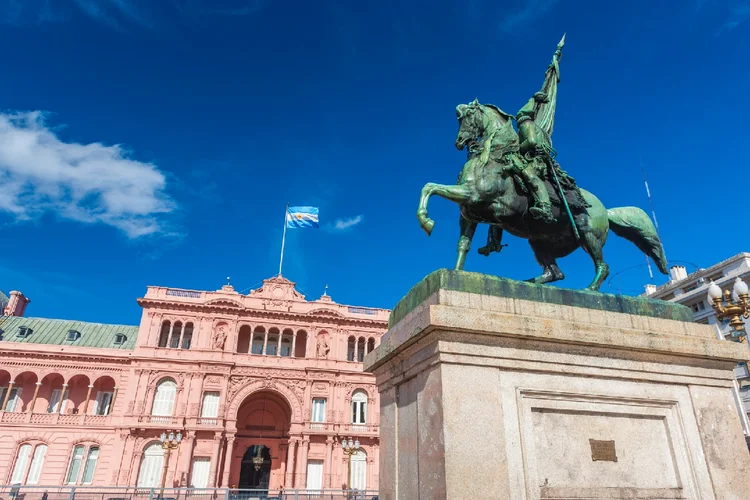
[533,33,565,140]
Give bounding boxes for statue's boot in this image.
[520,169,556,223]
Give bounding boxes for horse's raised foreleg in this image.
[455,216,477,270]
[417,183,473,236]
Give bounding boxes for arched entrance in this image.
[231,390,293,490]
[239,445,271,489]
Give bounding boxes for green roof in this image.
[0,316,138,350]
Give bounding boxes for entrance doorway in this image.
[238,445,271,489]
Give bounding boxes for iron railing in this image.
[0,486,378,500]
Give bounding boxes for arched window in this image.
[137,442,165,487]
[181,323,194,349]
[367,338,375,354]
[280,337,292,357]
[266,337,278,356]
[66,444,100,485]
[251,328,265,355]
[158,321,170,348]
[11,443,47,485]
[347,337,356,361]
[151,379,177,418]
[352,390,368,426]
[170,322,183,349]
[237,325,252,354]
[350,449,367,491]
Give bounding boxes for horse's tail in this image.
[607,207,668,274]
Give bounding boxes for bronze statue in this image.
[416,35,667,291]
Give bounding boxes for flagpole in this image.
[279,202,289,276]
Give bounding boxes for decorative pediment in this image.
[250,275,306,301]
[205,298,243,309]
[309,308,344,318]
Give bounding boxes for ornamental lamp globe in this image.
[733,277,749,297]
[160,432,166,443]
[707,281,723,301]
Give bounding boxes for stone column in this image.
[109,386,119,415]
[285,438,297,488]
[27,382,41,413]
[177,430,196,486]
[353,341,359,363]
[208,433,223,487]
[292,333,297,358]
[324,436,334,487]
[263,332,269,355]
[59,383,68,414]
[221,434,236,487]
[1,381,14,411]
[294,437,309,488]
[277,334,282,357]
[81,384,94,414]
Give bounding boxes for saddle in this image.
[513,157,590,213]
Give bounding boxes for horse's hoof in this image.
[421,218,435,236]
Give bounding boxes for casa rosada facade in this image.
[0,275,388,491]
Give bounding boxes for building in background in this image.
[0,275,387,491]
[644,253,750,433]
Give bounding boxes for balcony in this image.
[197,417,219,427]
[0,411,112,426]
[137,415,184,426]
[339,423,378,435]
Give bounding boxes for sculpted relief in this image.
[212,323,228,350]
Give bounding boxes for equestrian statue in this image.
[416,35,668,291]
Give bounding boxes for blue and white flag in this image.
[286,206,319,228]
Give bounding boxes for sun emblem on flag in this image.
[296,214,303,219]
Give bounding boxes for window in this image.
[347,337,356,361]
[201,392,220,419]
[311,398,326,422]
[48,388,63,413]
[251,335,265,355]
[114,333,127,345]
[66,445,85,484]
[280,338,292,357]
[190,458,211,488]
[170,322,183,349]
[357,338,366,362]
[137,443,165,487]
[66,445,99,484]
[266,337,278,356]
[350,450,367,490]
[81,447,99,484]
[151,379,177,417]
[16,326,32,338]
[66,330,81,342]
[1,386,21,412]
[10,444,31,483]
[181,323,193,349]
[306,460,323,490]
[11,443,47,485]
[352,390,368,425]
[92,391,114,416]
[690,301,706,313]
[158,322,170,348]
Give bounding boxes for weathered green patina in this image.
[416,35,669,291]
[388,269,693,329]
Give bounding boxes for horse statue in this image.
[415,38,667,291]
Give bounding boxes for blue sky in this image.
[1,0,749,325]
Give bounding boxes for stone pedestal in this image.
[364,270,750,500]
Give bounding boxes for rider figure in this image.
[511,91,556,223]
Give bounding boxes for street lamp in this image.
[341,438,360,491]
[159,431,182,490]
[708,278,750,342]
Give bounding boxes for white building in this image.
[644,253,750,435]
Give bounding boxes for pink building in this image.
[0,276,388,492]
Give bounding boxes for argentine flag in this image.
[286,206,319,228]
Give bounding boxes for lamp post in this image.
[708,278,750,342]
[341,438,360,491]
[159,431,182,491]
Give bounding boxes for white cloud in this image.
[0,111,175,238]
[333,215,363,231]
